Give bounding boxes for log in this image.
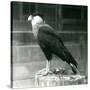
[35,68,87,87]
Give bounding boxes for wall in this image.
[11,2,88,80]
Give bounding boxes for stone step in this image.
[12,32,87,46]
[12,21,32,31]
[12,19,87,31]
[12,44,81,63]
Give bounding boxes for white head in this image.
[28,13,45,38]
[28,13,45,27]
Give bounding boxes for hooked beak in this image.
[28,15,33,21]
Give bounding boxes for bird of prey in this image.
[28,13,79,75]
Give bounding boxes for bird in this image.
[28,12,79,75]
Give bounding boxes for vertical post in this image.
[35,3,39,13]
[56,4,58,31]
[79,34,86,75]
[81,6,84,20]
[79,6,87,75]
[58,5,63,31]
[19,2,23,22]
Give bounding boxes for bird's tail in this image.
[65,51,79,74]
[68,57,80,74]
[70,62,79,74]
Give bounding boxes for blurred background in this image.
[11,1,87,88]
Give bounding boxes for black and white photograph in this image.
[11,1,88,88]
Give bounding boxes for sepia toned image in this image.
[11,1,88,88]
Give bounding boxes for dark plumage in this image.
[38,24,78,74]
[28,13,79,74]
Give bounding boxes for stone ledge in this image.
[35,68,87,87]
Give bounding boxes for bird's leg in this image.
[44,60,53,75]
[38,60,53,76]
[36,60,51,75]
[46,60,50,73]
